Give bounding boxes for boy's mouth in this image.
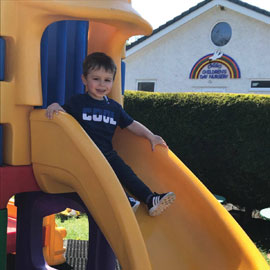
[96,89,106,94]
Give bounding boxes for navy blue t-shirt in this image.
[62,93,134,154]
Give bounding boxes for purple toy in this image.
[15,191,116,270]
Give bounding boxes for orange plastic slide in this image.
[30,109,269,270]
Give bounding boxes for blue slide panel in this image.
[40,21,89,108]
[0,38,6,81]
[121,61,126,95]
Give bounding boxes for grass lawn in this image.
[55,213,89,240]
[55,212,270,266]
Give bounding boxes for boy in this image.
[46,52,175,216]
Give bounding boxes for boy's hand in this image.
[46,103,65,119]
[150,135,168,151]
[126,121,168,151]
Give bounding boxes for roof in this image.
[126,0,270,53]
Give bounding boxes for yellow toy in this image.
[60,208,80,218]
[43,214,67,266]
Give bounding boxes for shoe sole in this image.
[149,192,176,216]
[132,201,140,213]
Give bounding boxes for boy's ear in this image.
[81,74,87,85]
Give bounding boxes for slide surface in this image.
[30,109,269,270]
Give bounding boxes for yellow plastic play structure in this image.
[1,0,270,269]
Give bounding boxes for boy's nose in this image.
[99,80,105,87]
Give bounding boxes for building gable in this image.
[127,0,270,56]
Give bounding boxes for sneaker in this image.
[148,192,176,216]
[128,196,140,213]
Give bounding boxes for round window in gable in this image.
[211,22,232,46]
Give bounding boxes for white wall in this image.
[125,5,270,94]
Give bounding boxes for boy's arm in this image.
[46,103,66,119]
[126,120,168,151]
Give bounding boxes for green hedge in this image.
[124,91,270,210]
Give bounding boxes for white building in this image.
[125,0,270,94]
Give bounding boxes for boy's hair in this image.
[82,52,117,79]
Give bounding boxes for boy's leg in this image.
[105,151,153,204]
[105,151,176,216]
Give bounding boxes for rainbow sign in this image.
[189,53,241,79]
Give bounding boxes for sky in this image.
[131,0,270,29]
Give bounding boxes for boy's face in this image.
[81,67,114,100]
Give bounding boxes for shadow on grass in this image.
[226,205,270,263]
[241,218,270,251]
